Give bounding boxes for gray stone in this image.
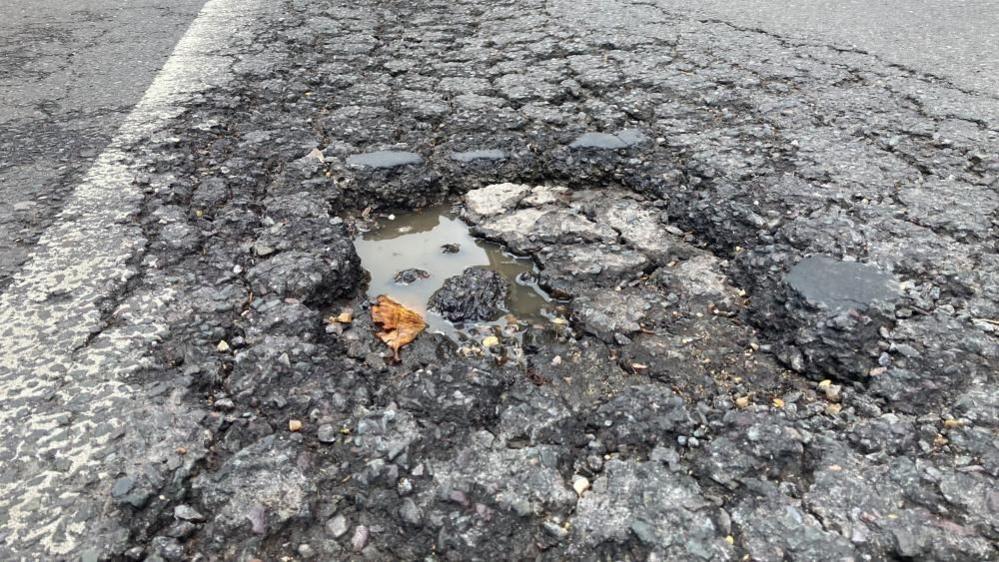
[398,498,422,526]
[463,183,531,221]
[317,424,337,444]
[173,504,205,522]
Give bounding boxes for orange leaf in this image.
[371,295,426,361]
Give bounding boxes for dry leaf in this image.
[371,295,426,361]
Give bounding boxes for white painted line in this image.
[0,0,271,557]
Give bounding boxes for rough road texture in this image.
[2,0,998,560]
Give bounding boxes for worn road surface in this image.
[1,1,997,561]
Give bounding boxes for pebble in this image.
[397,478,413,496]
[399,498,422,525]
[587,455,604,471]
[543,521,569,539]
[289,419,303,432]
[173,504,205,522]
[297,544,315,559]
[327,515,349,538]
[351,525,370,551]
[111,476,135,498]
[317,424,337,443]
[572,475,591,496]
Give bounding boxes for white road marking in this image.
[0,0,270,557]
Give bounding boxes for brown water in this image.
[353,204,555,338]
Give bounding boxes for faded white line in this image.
[0,0,272,557]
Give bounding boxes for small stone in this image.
[335,311,353,324]
[327,515,349,538]
[173,504,205,522]
[543,521,569,539]
[111,476,135,498]
[213,398,235,411]
[297,544,315,559]
[724,535,735,545]
[253,243,275,257]
[572,475,591,496]
[825,403,843,415]
[247,504,267,534]
[351,525,370,552]
[216,340,230,352]
[393,268,431,285]
[441,243,460,254]
[317,424,337,443]
[943,419,964,429]
[587,455,604,471]
[735,396,750,409]
[823,383,842,403]
[399,498,422,526]
[772,398,785,409]
[482,335,500,348]
[289,419,303,432]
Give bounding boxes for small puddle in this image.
[353,204,557,339]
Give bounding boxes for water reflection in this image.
[354,204,553,337]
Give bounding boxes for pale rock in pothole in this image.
[522,185,569,206]
[571,290,654,343]
[538,244,648,296]
[597,197,671,261]
[463,183,531,221]
[474,209,617,254]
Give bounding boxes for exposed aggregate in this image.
[6,0,999,560]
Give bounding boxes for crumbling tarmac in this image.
[3,0,998,560]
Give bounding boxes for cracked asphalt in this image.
[1,0,998,561]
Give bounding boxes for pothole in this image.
[353,202,561,339]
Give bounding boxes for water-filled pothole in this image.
[354,203,559,339]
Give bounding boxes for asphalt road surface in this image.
[1,1,997,560]
[656,0,999,95]
[0,0,206,290]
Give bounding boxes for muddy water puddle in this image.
[354,204,558,339]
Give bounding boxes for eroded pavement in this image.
[1,0,998,560]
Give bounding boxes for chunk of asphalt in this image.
[786,256,900,313]
[346,150,423,169]
[779,256,901,380]
[450,149,508,162]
